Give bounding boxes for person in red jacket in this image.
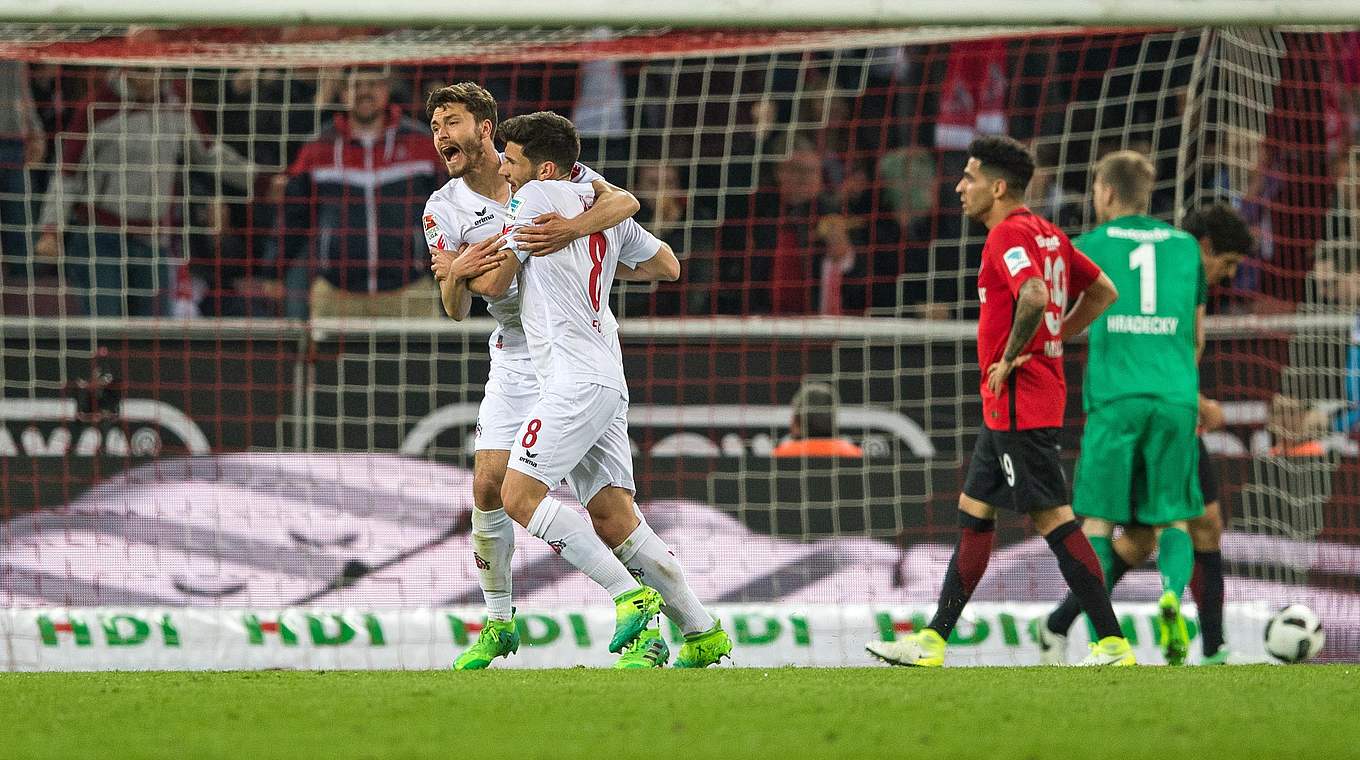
[277,66,444,318]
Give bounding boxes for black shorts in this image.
[962,426,1071,512]
[1197,437,1220,505]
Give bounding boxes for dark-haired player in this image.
[1038,202,1253,665]
[866,135,1134,667]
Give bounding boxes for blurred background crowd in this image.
[0,27,1357,325]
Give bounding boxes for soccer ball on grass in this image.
[1263,604,1325,663]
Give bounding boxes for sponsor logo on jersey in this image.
[1002,246,1030,276]
[471,207,495,227]
[1107,226,1172,243]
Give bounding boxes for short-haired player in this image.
[1038,201,1253,665]
[866,136,1134,667]
[463,111,731,669]
[420,83,659,669]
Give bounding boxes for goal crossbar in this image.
[1,0,1357,27]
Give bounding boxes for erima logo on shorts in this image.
[1003,246,1030,276]
[517,455,538,468]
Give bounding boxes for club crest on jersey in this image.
[1002,246,1030,276]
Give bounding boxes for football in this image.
[1264,604,1326,663]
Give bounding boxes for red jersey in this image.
[976,207,1101,431]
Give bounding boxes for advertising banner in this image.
[5,602,1275,671]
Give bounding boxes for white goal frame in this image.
[0,0,1357,27]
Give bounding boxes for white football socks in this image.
[612,516,715,636]
[470,507,515,622]
[527,495,639,599]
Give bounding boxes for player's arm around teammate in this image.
[465,183,643,297]
[614,241,680,282]
[514,178,640,255]
[431,241,506,319]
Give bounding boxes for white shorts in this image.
[475,361,540,452]
[508,382,636,506]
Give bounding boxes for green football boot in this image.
[609,586,664,653]
[612,628,670,669]
[673,622,734,668]
[452,615,520,670]
[1158,590,1190,666]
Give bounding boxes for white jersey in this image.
[421,158,604,370]
[504,180,662,394]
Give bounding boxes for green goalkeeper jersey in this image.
[1074,214,1207,413]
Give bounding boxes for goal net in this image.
[0,23,1356,668]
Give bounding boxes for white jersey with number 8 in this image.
[504,180,662,395]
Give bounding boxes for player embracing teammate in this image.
[423,85,730,669]
[868,135,1136,667]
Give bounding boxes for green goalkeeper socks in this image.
[1157,527,1194,600]
[1087,534,1117,591]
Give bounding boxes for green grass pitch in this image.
[3,666,1357,759]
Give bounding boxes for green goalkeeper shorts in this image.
[1073,396,1205,526]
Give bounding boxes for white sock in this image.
[613,515,715,635]
[470,507,515,621]
[526,495,639,599]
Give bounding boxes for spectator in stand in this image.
[626,162,714,316]
[0,61,44,276]
[1304,240,1360,438]
[33,63,256,317]
[717,133,860,315]
[1027,142,1085,235]
[276,65,443,318]
[839,156,902,314]
[771,381,864,458]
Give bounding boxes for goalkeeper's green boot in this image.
[609,586,664,653]
[612,628,670,669]
[673,622,734,668]
[1158,590,1190,666]
[865,628,946,667]
[452,615,520,670]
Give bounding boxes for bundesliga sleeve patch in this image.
[508,196,524,219]
[422,214,443,247]
[1002,246,1031,276]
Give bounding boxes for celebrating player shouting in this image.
[867,135,1135,667]
[462,111,730,669]
[420,83,650,669]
